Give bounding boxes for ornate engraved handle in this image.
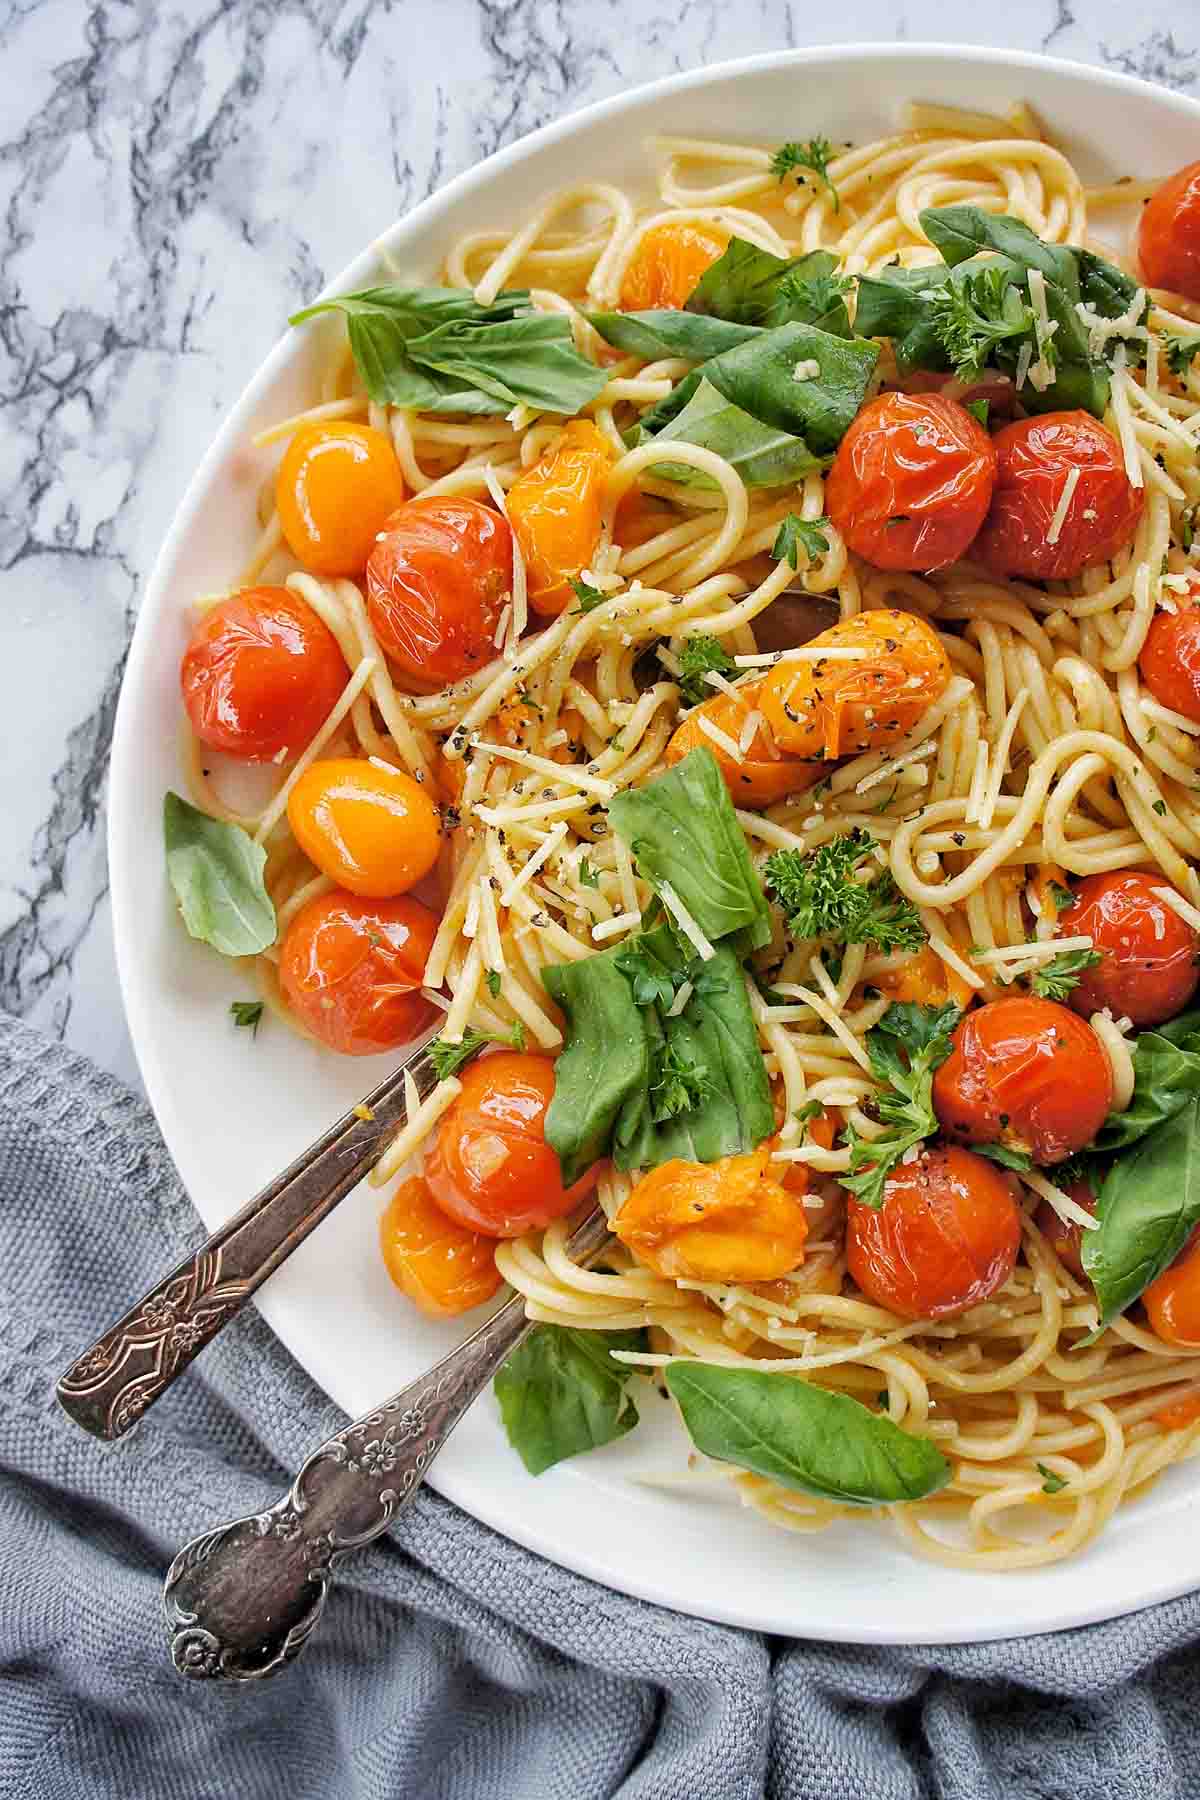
[163,1205,611,1680]
[57,1032,443,1441]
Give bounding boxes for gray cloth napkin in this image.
[3,1010,1200,1800]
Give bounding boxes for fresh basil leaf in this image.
[686,239,850,334]
[608,746,772,951]
[1092,1028,1200,1152]
[542,951,650,1185]
[852,263,955,370]
[700,320,878,451]
[1150,1007,1200,1047]
[665,1363,951,1506]
[404,313,608,415]
[919,205,1075,288]
[495,1326,647,1474]
[587,310,758,362]
[771,512,830,570]
[636,368,706,435]
[643,378,823,489]
[1083,1093,1200,1330]
[1075,249,1148,325]
[163,793,276,958]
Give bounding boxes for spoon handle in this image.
[164,1204,611,1680]
[57,1032,441,1441]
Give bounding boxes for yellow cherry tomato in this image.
[276,422,407,577]
[759,608,950,763]
[286,756,441,896]
[379,1176,502,1318]
[505,420,612,616]
[612,1145,809,1283]
[619,221,729,311]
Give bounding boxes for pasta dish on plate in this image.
[165,99,1200,1570]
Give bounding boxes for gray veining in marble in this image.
[1,0,1197,1092]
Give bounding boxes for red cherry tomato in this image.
[846,1145,1021,1319]
[1059,871,1200,1028]
[824,392,996,572]
[379,1176,502,1318]
[932,996,1113,1165]
[1144,1226,1200,1347]
[1034,1181,1095,1283]
[424,1052,598,1238]
[972,412,1144,581]
[276,422,407,577]
[1138,161,1200,302]
[365,497,514,689]
[180,586,347,762]
[1139,594,1200,725]
[278,890,438,1056]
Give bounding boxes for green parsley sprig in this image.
[770,137,841,212]
[649,1038,710,1123]
[771,512,831,571]
[764,830,927,953]
[841,1002,961,1210]
[1029,948,1103,1001]
[428,1023,526,1081]
[1165,335,1200,379]
[927,266,1034,383]
[675,634,738,705]
[230,999,264,1035]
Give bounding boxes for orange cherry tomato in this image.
[425,1052,598,1238]
[278,890,438,1055]
[276,422,406,577]
[825,392,996,572]
[365,496,514,689]
[1058,870,1200,1028]
[1139,592,1200,725]
[619,221,729,311]
[972,412,1144,581]
[758,608,951,763]
[932,996,1113,1166]
[1138,161,1200,301]
[1034,1180,1095,1284]
[287,756,441,897]
[180,586,348,762]
[868,944,977,1013]
[773,1110,838,1198]
[379,1176,502,1318]
[612,1145,809,1282]
[664,678,819,808]
[1155,1393,1200,1430]
[846,1145,1021,1320]
[505,420,613,616]
[1144,1227,1200,1348]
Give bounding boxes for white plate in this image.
[109,44,1200,1643]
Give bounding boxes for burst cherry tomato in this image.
[619,220,729,311]
[825,392,996,572]
[275,422,406,577]
[278,890,438,1055]
[366,496,514,689]
[1138,161,1200,301]
[180,586,348,762]
[1144,1227,1200,1347]
[1058,871,1200,1028]
[287,757,441,897]
[932,996,1113,1165]
[846,1145,1021,1320]
[1139,594,1200,724]
[505,420,612,616]
[425,1052,598,1238]
[758,608,951,763]
[664,678,819,807]
[379,1176,502,1317]
[613,1146,809,1282]
[868,944,976,1013]
[1034,1181,1095,1283]
[972,412,1144,581]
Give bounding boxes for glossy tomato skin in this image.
[505,420,612,616]
[825,392,996,572]
[379,1176,502,1317]
[1144,1226,1200,1346]
[664,678,820,807]
[972,412,1144,581]
[278,890,438,1055]
[276,422,406,577]
[366,496,514,689]
[846,1145,1021,1320]
[758,607,951,762]
[619,221,728,311]
[1139,596,1200,725]
[180,587,347,762]
[1034,1181,1095,1283]
[286,757,441,897]
[1138,162,1200,301]
[1060,871,1200,1028]
[932,996,1113,1165]
[425,1051,598,1238]
[613,1146,809,1283]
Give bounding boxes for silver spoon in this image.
[163,1203,609,1680]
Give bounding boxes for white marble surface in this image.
[1,2,1197,1092]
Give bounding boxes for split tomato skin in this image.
[1139,597,1200,726]
[286,757,442,897]
[932,996,1114,1166]
[972,412,1144,581]
[619,220,729,311]
[181,586,348,762]
[825,392,997,572]
[505,421,613,617]
[846,1145,1022,1320]
[379,1176,502,1318]
[278,890,438,1056]
[365,496,514,689]
[276,421,407,577]
[612,1145,810,1283]
[1058,871,1200,1029]
[1138,161,1200,301]
[664,677,821,808]
[425,1052,598,1238]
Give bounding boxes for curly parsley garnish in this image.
[1165,335,1200,379]
[428,1023,525,1080]
[927,266,1034,382]
[1029,948,1103,1001]
[675,634,737,705]
[771,512,831,571]
[764,829,927,953]
[570,576,607,614]
[230,999,264,1035]
[841,1002,961,1210]
[770,137,841,212]
[649,1038,710,1123]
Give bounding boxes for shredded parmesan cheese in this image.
[470,740,616,798]
[368,1076,464,1189]
[970,934,1096,967]
[854,739,937,795]
[1109,348,1145,489]
[252,656,378,844]
[666,980,694,1017]
[658,882,716,961]
[591,910,642,942]
[1025,269,1059,393]
[738,709,763,757]
[925,929,986,991]
[499,821,569,906]
[1045,465,1080,546]
[483,465,528,651]
[697,714,745,764]
[1024,1169,1100,1232]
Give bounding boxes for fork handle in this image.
[56,1035,441,1440]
